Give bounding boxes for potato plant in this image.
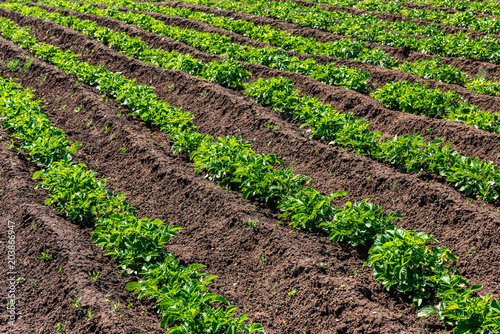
[371,81,500,134]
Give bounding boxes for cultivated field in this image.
[0,0,500,333]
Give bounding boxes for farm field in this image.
[0,0,500,333]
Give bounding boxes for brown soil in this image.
[0,5,500,334]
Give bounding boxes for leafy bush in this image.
[397,58,466,85]
[371,81,500,134]
[203,60,251,89]
[364,228,459,307]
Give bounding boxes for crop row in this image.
[25,0,500,133]
[275,0,500,18]
[1,16,499,334]
[246,77,500,201]
[31,1,373,93]
[82,0,400,68]
[6,2,500,201]
[158,0,500,64]
[83,0,500,97]
[135,0,500,97]
[0,75,264,333]
[355,0,500,17]
[356,0,500,35]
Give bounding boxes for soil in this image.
[0,3,499,334]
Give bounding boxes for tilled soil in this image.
[0,4,499,334]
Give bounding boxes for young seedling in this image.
[15,277,25,284]
[70,295,85,308]
[287,290,296,298]
[246,219,258,229]
[264,123,279,131]
[59,267,64,274]
[89,271,100,280]
[260,254,266,263]
[7,59,22,72]
[38,73,47,83]
[55,323,65,333]
[467,247,476,257]
[39,250,52,261]
[87,310,92,321]
[110,302,120,313]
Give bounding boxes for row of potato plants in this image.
[1,17,498,334]
[297,0,500,17]
[1,2,254,90]
[31,0,373,93]
[70,0,400,68]
[0,76,264,333]
[356,0,500,35]
[6,3,500,201]
[26,0,500,134]
[158,0,500,65]
[80,0,500,97]
[244,77,500,202]
[355,0,500,17]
